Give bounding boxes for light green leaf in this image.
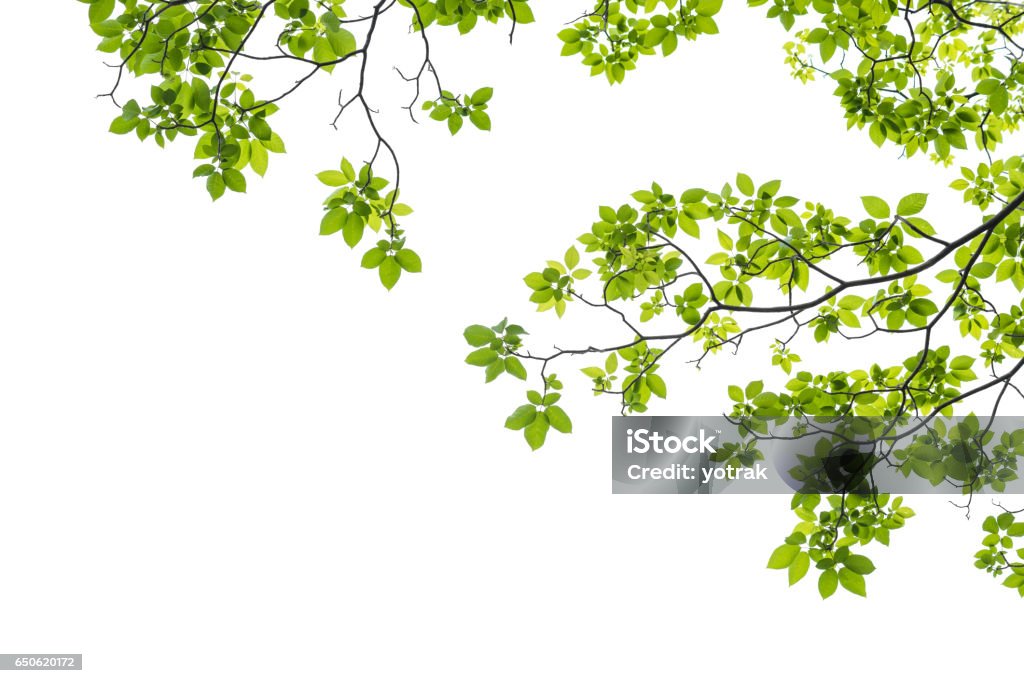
[861,196,890,219]
[466,349,499,367]
[546,405,573,433]
[818,569,838,599]
[788,552,810,585]
[838,567,867,597]
[524,412,550,450]
[896,193,928,216]
[505,404,537,430]
[843,554,875,575]
[504,356,528,380]
[395,249,422,273]
[317,170,348,186]
[379,255,401,290]
[463,325,495,347]
[767,544,800,569]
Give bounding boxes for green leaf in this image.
[342,212,364,248]
[818,569,838,599]
[326,26,357,57]
[736,172,754,196]
[466,348,499,367]
[524,412,550,450]
[505,404,537,430]
[429,105,452,121]
[717,229,734,250]
[360,247,386,269]
[264,132,286,153]
[896,193,928,216]
[990,87,1009,115]
[898,246,924,264]
[482,360,502,383]
[340,158,356,181]
[470,87,493,105]
[758,179,781,197]
[379,255,401,290]
[558,28,581,43]
[861,196,890,219]
[546,405,573,433]
[89,0,116,23]
[696,0,723,15]
[838,567,867,597]
[206,172,225,201]
[504,356,528,380]
[469,110,491,131]
[463,325,495,347]
[843,554,876,575]
[646,374,667,399]
[869,121,886,147]
[788,552,810,586]
[767,544,800,569]
[745,380,764,400]
[91,19,123,37]
[250,140,268,176]
[109,116,138,135]
[395,249,422,273]
[249,117,272,141]
[320,208,346,236]
[524,272,548,290]
[317,170,348,186]
[565,246,580,270]
[838,295,864,310]
[447,113,463,135]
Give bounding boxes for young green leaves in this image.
[463,319,529,384]
[318,158,420,290]
[523,246,592,318]
[467,162,1024,603]
[463,319,573,449]
[556,1,1024,163]
[768,493,913,599]
[505,376,572,451]
[422,87,494,135]
[976,509,1024,596]
[559,0,723,84]
[402,0,535,33]
[86,0,515,281]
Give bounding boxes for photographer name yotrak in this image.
[624,427,769,482]
[624,462,769,482]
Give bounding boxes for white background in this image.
[1,2,1021,681]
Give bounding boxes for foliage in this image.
[317,158,420,289]
[558,0,725,84]
[769,493,914,598]
[976,506,1024,595]
[85,0,1024,291]
[468,158,1024,593]
[78,0,1024,597]
[80,0,534,286]
[466,160,1024,596]
[561,0,1024,163]
[464,4,1024,601]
